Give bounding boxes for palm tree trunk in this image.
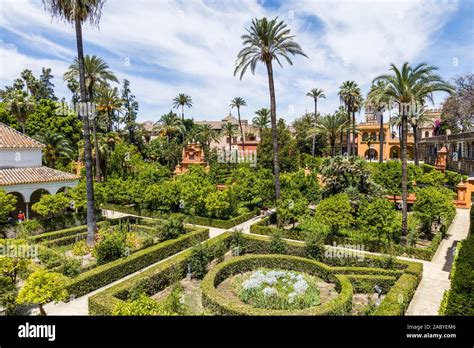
[331,140,335,157]
[181,105,184,121]
[312,98,317,156]
[265,61,281,200]
[413,125,419,166]
[92,120,101,181]
[237,107,245,151]
[340,131,344,155]
[401,107,408,235]
[352,111,356,156]
[75,18,97,246]
[346,108,351,156]
[379,112,384,163]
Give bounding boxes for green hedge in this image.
[372,274,420,315]
[201,254,353,316]
[345,274,397,294]
[102,203,258,229]
[439,212,474,315]
[67,227,209,298]
[88,232,232,315]
[41,232,88,247]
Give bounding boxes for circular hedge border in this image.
[201,254,353,315]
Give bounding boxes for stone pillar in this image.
[25,202,30,220]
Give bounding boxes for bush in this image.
[93,231,127,265]
[159,215,186,240]
[305,233,325,260]
[72,240,91,256]
[188,244,213,279]
[315,194,353,236]
[113,293,161,316]
[17,220,42,238]
[59,258,82,278]
[269,231,287,254]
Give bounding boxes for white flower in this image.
[293,279,309,294]
[262,287,278,297]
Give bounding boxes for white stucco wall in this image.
[0,149,42,168]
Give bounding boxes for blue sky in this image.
[0,0,473,123]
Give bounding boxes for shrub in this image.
[59,258,82,278]
[305,233,325,260]
[93,231,127,265]
[357,198,401,244]
[315,194,353,236]
[230,230,246,255]
[188,244,213,279]
[17,220,42,238]
[159,214,186,240]
[269,231,287,254]
[113,293,161,316]
[72,240,91,256]
[413,186,456,234]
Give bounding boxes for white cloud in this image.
[0,0,464,124]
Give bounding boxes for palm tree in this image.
[6,90,35,133]
[34,130,75,167]
[221,121,237,155]
[367,80,392,162]
[43,0,106,246]
[307,111,346,157]
[64,55,118,181]
[306,88,326,156]
[96,84,123,132]
[373,62,454,235]
[338,81,361,156]
[230,97,247,151]
[198,124,220,150]
[252,108,270,134]
[172,93,193,120]
[408,104,432,166]
[234,17,307,199]
[155,111,185,143]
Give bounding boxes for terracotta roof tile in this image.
[0,123,44,149]
[0,167,79,186]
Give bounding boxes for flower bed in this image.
[201,254,352,315]
[102,203,258,229]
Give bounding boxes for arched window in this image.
[425,131,429,138]
[362,132,369,141]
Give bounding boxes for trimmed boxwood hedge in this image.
[67,227,209,298]
[89,231,423,316]
[201,254,353,316]
[41,232,88,247]
[88,232,232,315]
[439,207,474,315]
[372,274,420,315]
[102,203,258,229]
[249,213,447,261]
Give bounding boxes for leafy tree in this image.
[293,112,323,156]
[142,181,180,212]
[235,16,307,200]
[371,161,418,199]
[93,230,127,265]
[31,193,70,218]
[205,190,233,219]
[107,141,143,178]
[315,194,353,236]
[258,119,300,172]
[0,239,31,284]
[276,191,308,228]
[413,186,456,235]
[16,269,68,315]
[121,79,141,147]
[144,137,183,169]
[441,73,474,132]
[0,190,17,224]
[357,198,401,244]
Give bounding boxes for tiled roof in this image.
[0,166,79,186]
[0,123,44,149]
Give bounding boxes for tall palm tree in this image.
[408,104,432,166]
[221,121,237,155]
[172,93,193,120]
[252,108,270,134]
[234,17,307,199]
[338,81,361,156]
[34,130,75,167]
[6,90,35,133]
[95,84,123,132]
[306,88,326,156]
[64,55,118,181]
[367,80,392,162]
[155,111,185,143]
[373,62,454,235]
[43,0,106,246]
[307,111,346,157]
[230,97,247,151]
